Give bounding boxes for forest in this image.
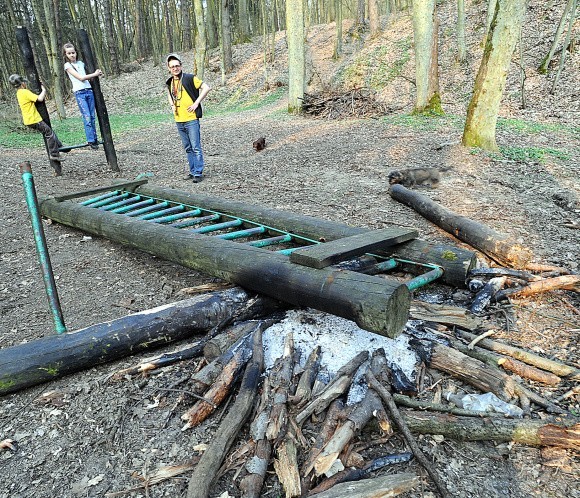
[0,1,578,497]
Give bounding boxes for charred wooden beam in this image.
[0,289,276,396]
[39,196,410,338]
[131,185,477,288]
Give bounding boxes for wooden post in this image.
[39,196,411,338]
[132,184,478,288]
[14,26,62,176]
[77,29,120,172]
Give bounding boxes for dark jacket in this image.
[165,72,203,119]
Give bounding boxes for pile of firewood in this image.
[108,301,580,498]
[302,89,392,119]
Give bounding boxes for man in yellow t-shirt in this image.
[10,74,64,162]
[165,54,211,183]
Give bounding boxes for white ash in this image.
[262,309,418,404]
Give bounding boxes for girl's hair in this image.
[62,42,76,62]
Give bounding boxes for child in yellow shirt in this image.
[10,74,64,162]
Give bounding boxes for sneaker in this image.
[193,175,203,183]
[89,142,99,150]
[183,174,194,180]
[49,155,65,162]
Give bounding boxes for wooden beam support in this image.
[39,196,411,338]
[131,184,477,287]
[290,228,418,269]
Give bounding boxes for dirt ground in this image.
[1,4,579,497]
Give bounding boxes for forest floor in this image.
[0,2,579,497]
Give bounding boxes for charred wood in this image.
[186,327,264,498]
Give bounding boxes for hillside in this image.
[0,2,578,498]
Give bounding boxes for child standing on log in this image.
[10,74,65,163]
[63,42,103,150]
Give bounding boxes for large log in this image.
[130,184,477,287]
[39,196,410,338]
[0,289,275,396]
[402,411,580,449]
[389,184,533,268]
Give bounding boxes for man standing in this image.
[165,54,211,183]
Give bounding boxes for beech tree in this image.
[286,0,305,113]
[462,0,527,151]
[412,0,442,115]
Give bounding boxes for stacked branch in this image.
[302,89,391,119]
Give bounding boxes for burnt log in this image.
[186,327,264,498]
[389,183,534,268]
[0,289,275,396]
[40,196,410,338]
[130,184,477,287]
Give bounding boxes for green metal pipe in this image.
[81,190,119,206]
[19,162,66,334]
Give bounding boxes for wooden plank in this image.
[289,228,418,269]
[52,179,149,202]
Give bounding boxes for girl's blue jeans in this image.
[176,119,204,176]
[75,89,98,143]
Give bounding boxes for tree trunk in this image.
[333,0,342,59]
[0,289,273,396]
[457,0,466,62]
[412,0,442,114]
[538,0,574,73]
[181,0,192,50]
[193,0,207,78]
[462,0,526,151]
[221,0,233,73]
[238,0,252,42]
[286,0,305,113]
[369,0,380,36]
[103,0,120,74]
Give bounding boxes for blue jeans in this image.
[75,89,98,143]
[176,119,204,176]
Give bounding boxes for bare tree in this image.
[539,0,575,74]
[457,0,467,62]
[193,0,207,78]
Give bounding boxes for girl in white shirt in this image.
[63,42,103,149]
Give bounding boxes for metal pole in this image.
[19,162,67,334]
[77,28,120,172]
[14,26,62,176]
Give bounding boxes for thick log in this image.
[131,185,477,287]
[401,411,580,449]
[389,183,534,268]
[39,196,410,338]
[274,430,302,498]
[0,289,274,396]
[186,328,264,498]
[308,473,420,498]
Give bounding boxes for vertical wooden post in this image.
[77,29,120,172]
[14,26,62,176]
